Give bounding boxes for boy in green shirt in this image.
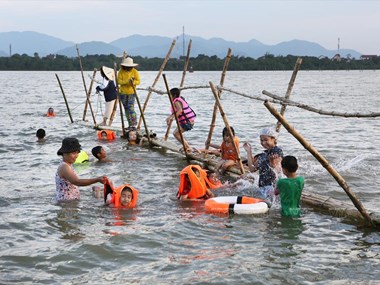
[276,156,304,217]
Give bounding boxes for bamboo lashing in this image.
[205,48,232,149]
[137,39,176,129]
[113,63,126,138]
[165,39,192,141]
[130,79,151,145]
[276,57,302,132]
[263,100,374,226]
[209,81,245,175]
[162,73,190,163]
[55,74,73,123]
[82,68,97,121]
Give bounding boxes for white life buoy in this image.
[205,196,269,215]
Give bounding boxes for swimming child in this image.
[36,128,46,142]
[243,128,283,199]
[275,155,304,217]
[91,146,112,162]
[97,130,116,140]
[55,137,107,202]
[126,130,148,146]
[166,88,197,153]
[101,179,139,208]
[46,107,56,117]
[95,66,117,126]
[177,165,214,201]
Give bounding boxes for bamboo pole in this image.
[263,100,373,226]
[82,68,97,121]
[137,39,176,129]
[162,73,190,163]
[205,48,232,150]
[165,39,192,141]
[276,57,302,132]
[55,74,74,123]
[114,63,126,138]
[209,81,245,175]
[130,79,151,146]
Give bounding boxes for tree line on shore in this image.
[0,53,379,71]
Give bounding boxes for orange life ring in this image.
[104,179,138,208]
[97,130,116,140]
[205,196,269,214]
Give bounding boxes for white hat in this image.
[120,57,139,67]
[101,66,115,80]
[260,128,279,139]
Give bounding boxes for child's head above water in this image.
[91,146,106,160]
[259,128,279,149]
[36,128,46,139]
[120,187,133,206]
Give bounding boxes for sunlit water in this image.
[0,70,379,284]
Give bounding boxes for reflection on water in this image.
[0,71,379,284]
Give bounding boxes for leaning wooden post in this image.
[162,73,190,163]
[137,39,176,129]
[55,74,74,123]
[264,100,373,226]
[82,68,97,121]
[165,39,192,141]
[114,63,126,138]
[130,79,151,146]
[205,48,232,150]
[209,81,245,175]
[275,57,303,132]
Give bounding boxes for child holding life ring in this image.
[55,137,107,202]
[275,155,304,217]
[243,128,283,199]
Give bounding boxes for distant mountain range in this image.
[0,31,362,59]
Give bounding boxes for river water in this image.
[0,70,379,284]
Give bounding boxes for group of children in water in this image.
[51,56,304,216]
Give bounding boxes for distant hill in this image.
[0,31,362,59]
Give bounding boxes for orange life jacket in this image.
[177,165,208,199]
[104,179,138,208]
[204,175,223,189]
[46,112,56,117]
[97,130,116,140]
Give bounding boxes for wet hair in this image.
[170,88,180,99]
[126,130,140,143]
[121,187,133,198]
[36,128,46,139]
[222,126,235,137]
[281,155,298,173]
[91,146,102,159]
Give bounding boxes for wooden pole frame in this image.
[82,68,97,121]
[137,39,176,129]
[162,73,190,163]
[55,73,74,123]
[205,48,232,150]
[130,79,151,146]
[275,57,302,132]
[209,81,245,175]
[264,100,373,226]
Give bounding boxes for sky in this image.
[0,0,379,54]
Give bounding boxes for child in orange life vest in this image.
[46,107,56,117]
[207,126,240,175]
[177,165,214,201]
[166,88,196,153]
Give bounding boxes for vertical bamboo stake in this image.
[275,57,303,132]
[55,74,74,123]
[205,48,232,149]
[264,100,373,226]
[130,79,151,146]
[137,39,176,129]
[109,51,127,124]
[162,73,190,163]
[114,63,126,138]
[165,39,192,141]
[209,81,245,175]
[82,68,97,121]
